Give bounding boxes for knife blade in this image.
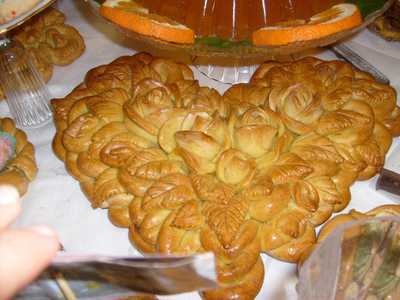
[330,43,390,85]
[16,252,218,300]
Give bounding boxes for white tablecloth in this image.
[10,1,400,299]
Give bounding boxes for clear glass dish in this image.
[0,38,52,128]
[0,0,55,128]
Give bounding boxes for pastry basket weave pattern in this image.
[0,117,37,195]
[52,53,400,299]
[0,8,85,99]
[13,7,85,67]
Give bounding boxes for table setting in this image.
[0,0,399,299]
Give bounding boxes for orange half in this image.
[252,4,363,46]
[100,0,195,44]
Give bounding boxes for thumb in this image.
[0,226,59,300]
[0,185,21,229]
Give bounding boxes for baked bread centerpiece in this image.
[0,8,86,100]
[13,7,85,68]
[0,117,37,196]
[52,53,400,299]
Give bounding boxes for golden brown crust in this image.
[0,118,37,196]
[26,47,53,82]
[36,24,85,66]
[52,53,399,300]
[0,8,85,100]
[13,8,85,66]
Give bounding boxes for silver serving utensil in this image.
[330,43,390,85]
[17,252,218,300]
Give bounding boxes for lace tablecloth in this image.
[9,1,400,299]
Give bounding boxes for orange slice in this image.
[100,0,195,44]
[252,4,362,46]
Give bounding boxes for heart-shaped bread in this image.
[52,53,400,300]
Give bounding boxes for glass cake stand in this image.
[0,0,55,128]
[196,64,259,85]
[83,0,395,84]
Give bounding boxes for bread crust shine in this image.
[52,53,400,300]
[0,118,37,196]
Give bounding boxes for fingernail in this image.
[29,225,58,238]
[0,185,20,205]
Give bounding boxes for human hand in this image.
[0,185,59,300]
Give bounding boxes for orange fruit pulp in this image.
[252,3,363,46]
[100,0,195,44]
[134,0,346,40]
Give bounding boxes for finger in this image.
[0,185,20,229]
[0,227,59,300]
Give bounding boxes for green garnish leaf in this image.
[195,36,252,48]
[347,0,388,18]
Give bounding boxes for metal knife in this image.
[330,43,390,85]
[16,252,218,300]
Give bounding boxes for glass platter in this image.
[0,0,56,34]
[83,0,395,66]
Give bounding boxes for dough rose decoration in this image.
[250,57,398,182]
[13,8,85,66]
[52,53,400,300]
[0,8,85,100]
[0,118,37,195]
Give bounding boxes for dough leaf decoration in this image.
[52,53,400,300]
[203,197,248,248]
[142,174,195,211]
[172,200,204,230]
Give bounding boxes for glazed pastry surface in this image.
[0,118,37,196]
[52,53,400,300]
[0,8,85,99]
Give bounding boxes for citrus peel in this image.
[100,0,195,44]
[252,4,363,46]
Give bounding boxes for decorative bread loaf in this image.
[52,53,400,299]
[0,117,37,196]
[13,7,85,66]
[0,8,85,99]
